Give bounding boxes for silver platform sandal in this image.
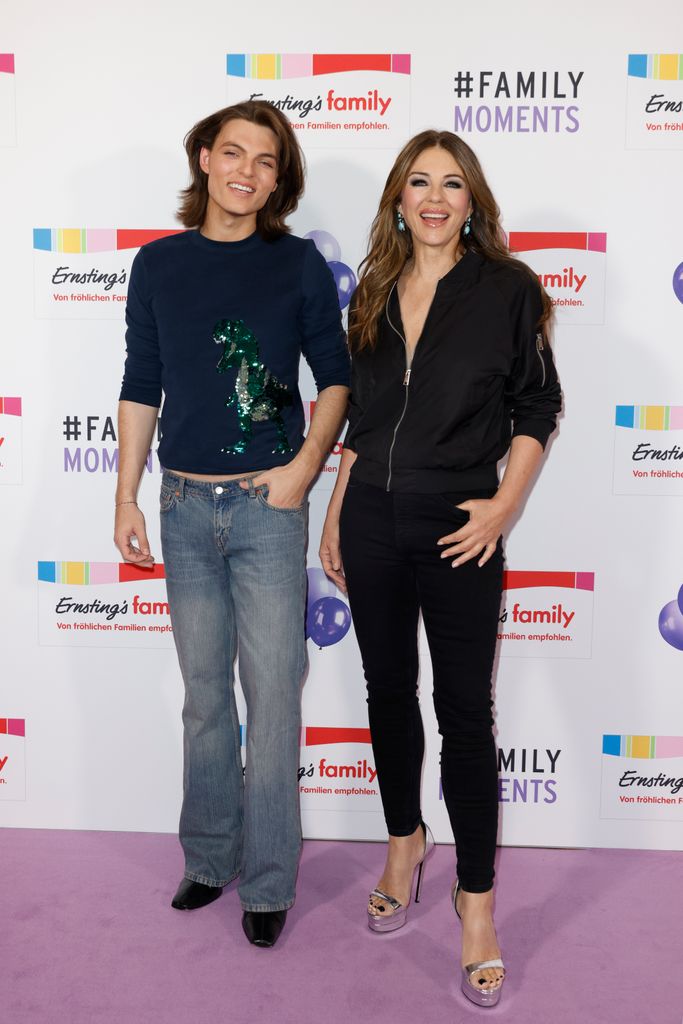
[367,822,435,933]
[452,881,505,1007]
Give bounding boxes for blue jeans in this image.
[159,470,308,912]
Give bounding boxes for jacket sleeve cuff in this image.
[511,418,555,450]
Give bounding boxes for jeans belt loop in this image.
[174,475,186,500]
[246,477,256,499]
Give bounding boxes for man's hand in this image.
[114,503,155,567]
[240,462,311,510]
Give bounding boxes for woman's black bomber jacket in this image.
[344,249,562,493]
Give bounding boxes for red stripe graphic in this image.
[508,232,588,253]
[116,229,183,250]
[304,727,372,746]
[503,571,578,591]
[118,563,167,582]
[312,54,392,75]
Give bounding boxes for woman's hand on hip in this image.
[437,496,512,568]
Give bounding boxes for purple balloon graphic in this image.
[306,567,337,611]
[658,599,683,651]
[678,583,683,616]
[673,262,683,305]
[328,261,357,310]
[304,230,341,263]
[307,596,351,648]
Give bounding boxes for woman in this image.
[320,130,560,1005]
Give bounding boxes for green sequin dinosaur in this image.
[213,318,293,455]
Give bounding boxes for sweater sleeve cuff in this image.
[511,418,555,450]
[119,383,162,408]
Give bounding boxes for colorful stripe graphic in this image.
[33,229,182,253]
[0,397,22,416]
[0,54,14,74]
[508,232,607,254]
[628,54,683,80]
[503,571,594,592]
[0,718,25,737]
[603,735,683,758]
[37,562,166,584]
[615,405,683,430]
[227,53,410,79]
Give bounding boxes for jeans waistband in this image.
[162,470,261,498]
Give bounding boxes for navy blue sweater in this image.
[120,230,349,474]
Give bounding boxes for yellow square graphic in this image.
[61,229,83,254]
[64,561,86,585]
[630,735,652,759]
[658,54,679,80]
[644,406,666,430]
[256,54,278,80]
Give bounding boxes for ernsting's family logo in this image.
[37,562,174,649]
[0,53,16,147]
[226,53,411,149]
[0,396,22,485]
[0,718,26,801]
[508,232,607,325]
[33,228,181,320]
[613,405,683,496]
[626,54,683,150]
[601,735,683,822]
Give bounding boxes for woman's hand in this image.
[437,496,512,568]
[320,514,347,593]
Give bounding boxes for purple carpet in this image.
[1,830,681,1023]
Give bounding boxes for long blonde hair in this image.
[349,130,552,352]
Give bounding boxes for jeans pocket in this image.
[160,484,178,514]
[256,487,305,514]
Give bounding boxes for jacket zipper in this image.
[536,332,546,387]
[385,285,412,492]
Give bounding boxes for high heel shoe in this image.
[452,881,506,1008]
[367,822,435,933]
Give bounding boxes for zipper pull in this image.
[536,331,544,352]
[403,368,412,386]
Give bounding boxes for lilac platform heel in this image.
[367,823,435,933]
[452,881,506,1007]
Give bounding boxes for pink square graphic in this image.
[392,54,411,75]
[8,719,25,737]
[655,736,683,758]
[587,233,607,253]
[0,54,14,74]
[89,562,119,584]
[86,229,117,253]
[281,54,313,79]
[2,396,22,416]
[575,572,595,592]
[669,407,683,430]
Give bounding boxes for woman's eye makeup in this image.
[407,176,464,188]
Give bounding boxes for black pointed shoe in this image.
[241,909,287,947]
[171,879,223,911]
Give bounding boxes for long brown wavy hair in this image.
[349,130,552,351]
[177,100,305,241]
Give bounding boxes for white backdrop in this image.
[1,0,682,852]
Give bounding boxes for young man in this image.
[114,101,349,948]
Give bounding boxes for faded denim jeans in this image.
[160,470,308,912]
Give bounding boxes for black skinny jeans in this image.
[339,479,503,893]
